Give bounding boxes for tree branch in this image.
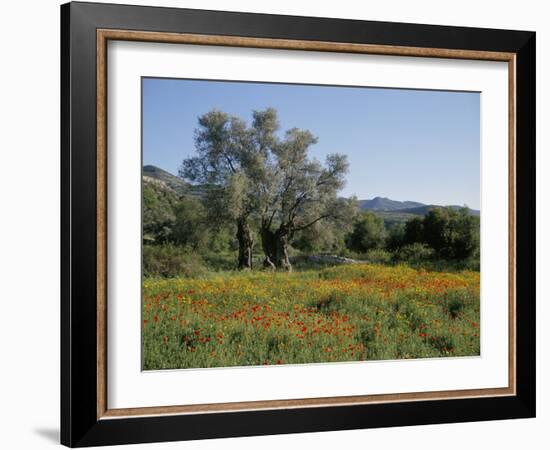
[291,214,331,232]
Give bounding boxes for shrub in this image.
[395,207,480,265]
[142,182,177,244]
[143,245,206,278]
[393,243,434,264]
[365,249,392,264]
[403,217,424,246]
[171,197,210,251]
[386,223,406,251]
[346,211,386,253]
[422,207,479,260]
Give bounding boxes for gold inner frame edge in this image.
[96,29,517,420]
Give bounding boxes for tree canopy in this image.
[179,109,279,269]
[346,211,386,253]
[179,108,355,270]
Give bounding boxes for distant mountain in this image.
[143,165,207,198]
[359,197,424,212]
[395,204,480,217]
[143,166,480,220]
[358,196,479,226]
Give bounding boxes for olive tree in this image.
[180,108,279,269]
[256,127,354,270]
[181,108,355,271]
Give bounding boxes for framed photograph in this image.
[61,1,536,447]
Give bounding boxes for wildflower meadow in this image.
[142,264,480,369]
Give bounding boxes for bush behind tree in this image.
[346,211,386,253]
[171,196,210,251]
[421,207,479,260]
[384,207,479,264]
[392,243,435,264]
[143,245,207,278]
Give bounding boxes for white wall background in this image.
[0,1,546,449]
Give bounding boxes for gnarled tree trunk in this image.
[261,226,292,271]
[236,218,254,270]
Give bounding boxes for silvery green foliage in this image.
[180,107,358,269]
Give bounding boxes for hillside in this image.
[394,204,480,217]
[143,165,188,194]
[359,197,424,211]
[143,165,480,227]
[143,165,207,198]
[358,197,479,226]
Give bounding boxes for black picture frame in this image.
[61,1,536,447]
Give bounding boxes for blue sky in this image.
[143,78,480,209]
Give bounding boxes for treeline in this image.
[346,207,479,267]
[144,176,479,276]
[143,107,479,275]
